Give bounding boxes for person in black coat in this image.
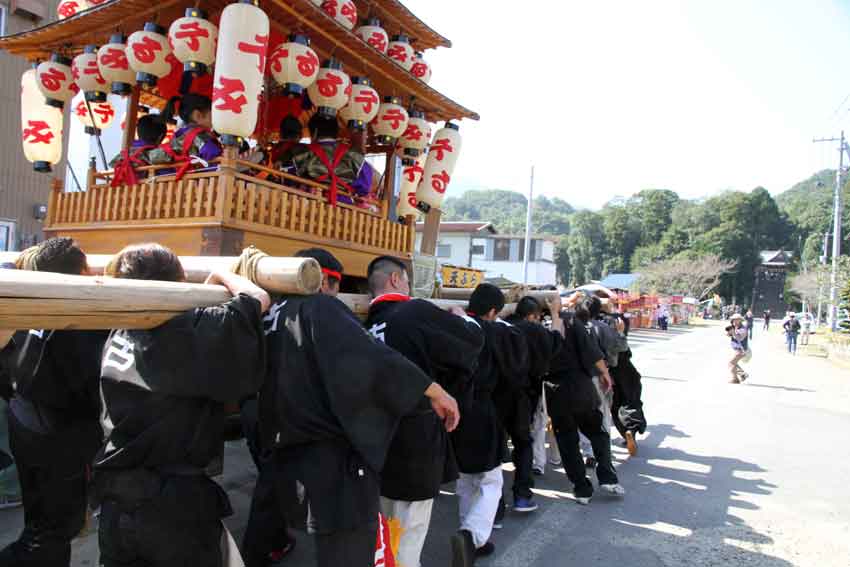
[94,243,270,567]
[0,238,107,567]
[365,256,484,567]
[450,284,528,566]
[500,296,564,513]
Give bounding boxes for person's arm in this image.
[424,382,460,432]
[548,294,565,337]
[205,270,271,313]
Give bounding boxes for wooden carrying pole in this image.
[0,253,322,295]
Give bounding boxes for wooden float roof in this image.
[355,0,451,50]
[0,0,476,122]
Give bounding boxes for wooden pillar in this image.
[420,207,441,256]
[382,149,396,221]
[216,146,238,221]
[121,86,141,154]
[86,157,97,190]
[46,178,62,227]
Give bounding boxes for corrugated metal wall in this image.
[0,0,64,250]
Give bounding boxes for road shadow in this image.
[743,383,815,393]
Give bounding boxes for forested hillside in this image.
[441,170,845,303]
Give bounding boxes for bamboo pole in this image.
[0,253,322,295]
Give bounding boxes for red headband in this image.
[322,268,342,281]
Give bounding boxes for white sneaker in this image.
[600,483,625,497]
[575,495,591,505]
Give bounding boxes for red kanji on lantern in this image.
[39,68,66,92]
[322,0,337,18]
[430,170,450,193]
[411,62,428,78]
[71,63,80,82]
[367,32,387,52]
[58,1,81,18]
[174,21,209,52]
[237,34,269,74]
[84,59,106,85]
[387,45,408,64]
[355,90,378,113]
[297,51,319,77]
[403,161,424,182]
[213,77,248,113]
[340,2,356,26]
[316,72,343,97]
[22,120,54,145]
[270,48,287,73]
[381,108,406,130]
[430,137,454,161]
[92,103,114,122]
[132,36,164,64]
[100,47,129,70]
[403,124,423,142]
[75,101,88,117]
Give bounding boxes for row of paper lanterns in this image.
[26,0,456,212]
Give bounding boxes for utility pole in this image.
[812,131,848,331]
[815,231,830,327]
[522,165,534,285]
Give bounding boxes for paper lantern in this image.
[126,23,173,87]
[169,8,218,75]
[339,77,379,131]
[387,34,414,71]
[21,70,63,173]
[371,96,408,144]
[355,18,388,54]
[307,59,351,119]
[320,0,357,30]
[410,52,432,84]
[98,34,136,96]
[212,0,270,145]
[398,110,431,156]
[73,46,108,103]
[36,54,78,109]
[268,34,319,96]
[74,98,116,135]
[396,154,425,221]
[416,122,462,212]
[57,0,90,19]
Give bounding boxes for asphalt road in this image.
[1,320,848,566]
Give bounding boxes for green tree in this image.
[565,211,607,285]
[600,204,641,274]
[628,189,680,246]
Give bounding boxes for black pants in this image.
[0,413,95,567]
[611,356,647,438]
[97,472,228,567]
[315,518,378,567]
[498,395,534,500]
[546,385,617,498]
[242,459,293,567]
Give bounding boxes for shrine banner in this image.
[440,264,484,289]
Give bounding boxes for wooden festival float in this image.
[2,0,477,283]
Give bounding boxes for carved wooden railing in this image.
[47,157,414,256]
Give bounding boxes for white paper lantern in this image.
[307,59,351,119]
[169,8,218,76]
[398,110,431,156]
[98,34,136,96]
[126,23,173,87]
[36,54,78,109]
[387,34,414,72]
[410,52,432,84]
[212,0,270,145]
[21,70,63,173]
[355,18,389,54]
[396,154,425,220]
[320,0,357,30]
[339,77,379,131]
[416,122,462,212]
[268,34,319,96]
[57,0,90,19]
[74,97,116,135]
[73,46,108,102]
[371,96,408,144]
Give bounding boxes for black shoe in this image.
[475,541,496,558]
[451,529,475,567]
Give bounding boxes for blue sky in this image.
[405,0,850,209]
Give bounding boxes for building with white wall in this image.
[415,221,558,285]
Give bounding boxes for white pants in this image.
[457,467,503,549]
[532,393,548,471]
[379,498,433,567]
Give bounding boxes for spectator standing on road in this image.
[745,310,754,340]
[800,313,812,346]
[763,309,771,331]
[783,313,801,354]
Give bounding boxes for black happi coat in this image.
[260,294,433,532]
[365,296,484,501]
[96,294,265,473]
[1,329,107,461]
[450,317,528,474]
[547,312,604,418]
